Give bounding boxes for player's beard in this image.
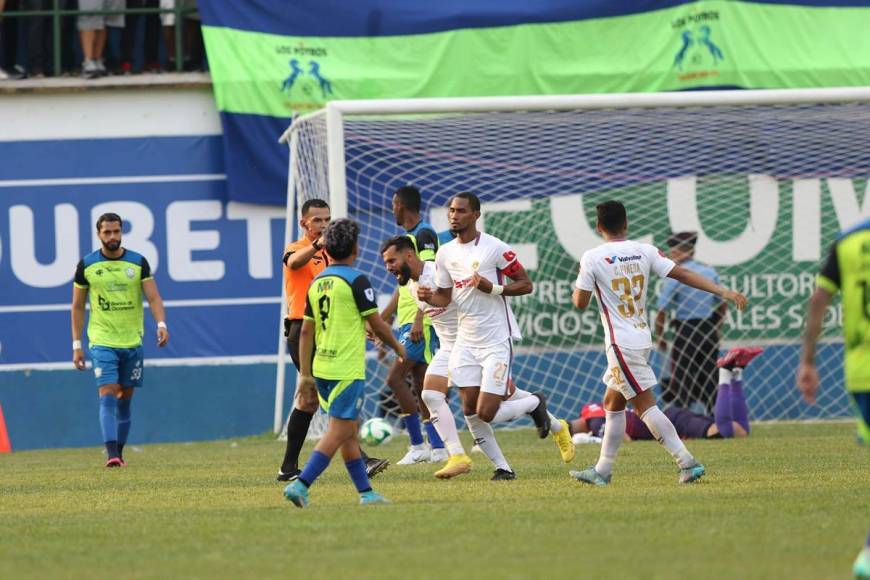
[395,263,412,285]
[102,239,121,252]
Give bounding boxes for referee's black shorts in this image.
[284,318,303,372]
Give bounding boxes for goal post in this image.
[277,87,870,433]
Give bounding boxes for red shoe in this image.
[105,457,123,468]
[717,347,764,369]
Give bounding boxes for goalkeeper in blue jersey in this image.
[283,219,405,508]
[794,218,870,578]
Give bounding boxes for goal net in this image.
[279,89,870,436]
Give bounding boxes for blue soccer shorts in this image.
[398,323,439,365]
[315,378,365,420]
[849,392,870,444]
[90,345,144,388]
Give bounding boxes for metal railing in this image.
[1,1,199,74]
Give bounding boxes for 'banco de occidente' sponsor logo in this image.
[671,9,724,83]
[277,41,334,112]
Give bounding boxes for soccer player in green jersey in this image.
[71,213,168,467]
[284,219,405,508]
[795,218,870,578]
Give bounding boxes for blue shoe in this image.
[569,466,611,486]
[359,490,390,505]
[679,462,706,484]
[855,548,870,579]
[283,480,310,508]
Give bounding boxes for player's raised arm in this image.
[667,265,747,310]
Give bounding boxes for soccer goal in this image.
[275,87,870,436]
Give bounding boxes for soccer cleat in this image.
[365,457,390,479]
[429,447,449,463]
[678,462,706,484]
[434,454,472,479]
[283,480,310,508]
[570,466,611,486]
[717,347,764,370]
[552,420,576,463]
[528,393,550,439]
[491,468,517,481]
[854,548,870,580]
[105,457,122,468]
[119,458,128,467]
[276,467,301,482]
[397,446,431,465]
[359,490,391,505]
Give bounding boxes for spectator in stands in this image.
[655,231,726,413]
[160,0,204,71]
[0,0,6,79]
[78,0,126,78]
[120,0,160,73]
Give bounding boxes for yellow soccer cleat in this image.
[434,454,472,479]
[552,419,576,463]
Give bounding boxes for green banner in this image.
[449,176,864,348]
[204,1,870,118]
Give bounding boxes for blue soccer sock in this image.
[117,398,132,455]
[99,395,119,458]
[345,457,372,494]
[424,420,444,449]
[403,413,425,446]
[298,450,331,488]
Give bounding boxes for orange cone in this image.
[0,403,11,453]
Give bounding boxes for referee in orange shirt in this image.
[276,199,388,480]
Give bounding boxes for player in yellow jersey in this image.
[283,219,405,507]
[71,213,168,467]
[795,218,870,579]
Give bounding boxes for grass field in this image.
[1,422,868,579]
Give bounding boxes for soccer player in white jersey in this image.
[570,200,748,486]
[382,234,576,478]
[417,192,560,481]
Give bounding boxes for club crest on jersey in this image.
[471,260,480,271]
[125,268,135,279]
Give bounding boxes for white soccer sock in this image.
[640,406,695,469]
[510,387,532,400]
[506,387,560,431]
[548,411,563,433]
[718,368,733,385]
[595,410,625,477]
[492,396,538,423]
[420,390,465,456]
[465,414,511,471]
[732,367,743,382]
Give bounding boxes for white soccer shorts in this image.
[602,345,657,400]
[425,347,451,380]
[448,340,512,395]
